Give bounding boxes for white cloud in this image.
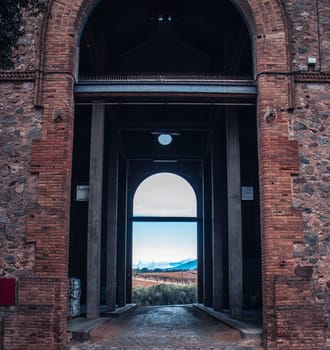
[133,173,197,217]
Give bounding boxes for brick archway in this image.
[29,1,303,349]
[39,0,291,78]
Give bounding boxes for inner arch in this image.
[132,172,198,300]
[133,172,197,217]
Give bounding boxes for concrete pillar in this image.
[203,156,213,306]
[126,217,133,303]
[212,127,225,312]
[116,154,127,307]
[87,101,105,319]
[226,109,243,320]
[126,175,134,303]
[106,130,119,311]
[197,187,204,304]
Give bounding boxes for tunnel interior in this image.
[69,104,261,311]
[69,0,261,319]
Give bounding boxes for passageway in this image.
[68,305,263,349]
[69,104,262,319]
[69,0,262,325]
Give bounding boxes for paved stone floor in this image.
[67,305,263,350]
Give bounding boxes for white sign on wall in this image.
[76,185,89,201]
[241,186,254,201]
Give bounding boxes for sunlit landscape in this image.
[132,173,198,304]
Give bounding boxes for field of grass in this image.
[133,270,197,288]
[132,282,197,305]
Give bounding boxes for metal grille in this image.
[78,73,253,83]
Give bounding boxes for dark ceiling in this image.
[117,105,212,161]
[75,0,255,185]
[79,0,252,76]
[72,104,257,187]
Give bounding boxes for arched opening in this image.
[17,0,302,345]
[78,0,253,77]
[132,173,198,305]
[133,173,197,217]
[69,104,262,319]
[69,0,261,323]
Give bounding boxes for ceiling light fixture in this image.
[153,159,178,163]
[158,133,173,146]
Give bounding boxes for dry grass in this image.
[133,270,197,288]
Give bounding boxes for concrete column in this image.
[106,130,119,311]
[212,128,225,312]
[126,173,134,303]
[226,109,243,320]
[116,154,127,307]
[203,156,213,306]
[126,217,133,303]
[197,187,204,304]
[87,101,105,319]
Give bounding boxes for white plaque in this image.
[241,186,254,201]
[76,185,89,201]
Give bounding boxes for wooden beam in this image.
[75,81,256,96]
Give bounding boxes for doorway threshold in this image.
[67,304,137,342]
[101,303,137,317]
[194,304,262,342]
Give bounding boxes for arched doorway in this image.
[32,0,298,347]
[132,173,198,304]
[68,0,262,319]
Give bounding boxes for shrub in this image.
[132,283,197,305]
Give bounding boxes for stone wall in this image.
[292,81,330,349]
[0,9,72,347]
[286,0,330,72]
[0,81,39,279]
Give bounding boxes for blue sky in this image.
[132,173,197,264]
[133,222,197,264]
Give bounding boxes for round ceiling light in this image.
[158,133,173,146]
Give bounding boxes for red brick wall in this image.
[0,0,329,349]
[3,279,65,349]
[274,277,325,350]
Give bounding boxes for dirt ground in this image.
[67,305,264,350]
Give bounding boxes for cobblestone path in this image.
[67,305,263,350]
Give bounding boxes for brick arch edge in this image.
[25,1,319,349]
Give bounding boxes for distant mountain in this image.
[169,259,197,271]
[133,261,172,270]
[133,258,197,271]
[168,258,194,268]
